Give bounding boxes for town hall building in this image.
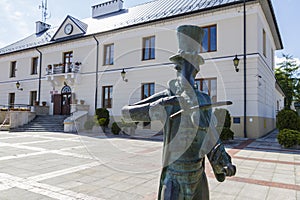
[0,0,284,138]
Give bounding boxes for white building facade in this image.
[0,0,284,138]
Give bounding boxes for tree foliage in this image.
[275,54,300,108]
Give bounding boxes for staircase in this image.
[10,115,68,132]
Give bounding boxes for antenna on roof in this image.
[39,0,50,23]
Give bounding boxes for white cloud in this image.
[275,56,300,66]
[0,0,39,47]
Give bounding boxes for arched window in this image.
[61,85,72,94]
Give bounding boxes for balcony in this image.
[46,62,81,80]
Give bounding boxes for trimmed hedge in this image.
[277,129,300,148]
[214,108,234,141]
[214,108,231,128]
[220,127,234,141]
[276,109,299,131]
[95,108,110,127]
[111,122,121,135]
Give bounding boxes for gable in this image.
[51,15,88,41]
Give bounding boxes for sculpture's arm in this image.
[133,90,170,105]
[122,103,152,122]
[122,92,181,122]
[207,141,236,182]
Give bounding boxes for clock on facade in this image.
[64,23,73,35]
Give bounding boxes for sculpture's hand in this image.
[222,163,236,177]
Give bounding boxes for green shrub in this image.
[98,118,107,127]
[297,134,300,145]
[214,108,231,128]
[111,122,121,135]
[219,127,234,141]
[214,109,234,141]
[84,120,95,130]
[277,129,300,148]
[276,109,299,131]
[95,108,110,127]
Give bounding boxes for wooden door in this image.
[53,94,62,115]
[61,93,71,115]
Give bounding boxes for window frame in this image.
[142,36,155,61]
[200,24,217,53]
[29,91,37,106]
[141,82,155,129]
[102,85,113,108]
[271,48,274,70]
[63,51,73,73]
[8,93,15,107]
[195,78,217,103]
[103,43,114,65]
[263,29,266,57]
[141,82,155,100]
[31,57,39,75]
[10,61,16,78]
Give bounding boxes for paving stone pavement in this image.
[0,130,299,199]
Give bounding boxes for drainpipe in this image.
[93,35,100,110]
[243,0,247,138]
[36,48,42,104]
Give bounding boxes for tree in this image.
[275,54,300,108]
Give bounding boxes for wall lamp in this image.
[121,68,128,82]
[16,81,23,91]
[233,55,240,72]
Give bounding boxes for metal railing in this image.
[46,62,81,75]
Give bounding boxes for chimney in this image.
[92,0,124,18]
[36,21,51,34]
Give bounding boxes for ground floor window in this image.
[8,93,15,108]
[102,86,113,108]
[141,82,155,99]
[141,83,155,128]
[29,91,37,106]
[195,78,217,103]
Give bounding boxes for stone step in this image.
[10,115,68,132]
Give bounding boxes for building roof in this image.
[0,0,282,55]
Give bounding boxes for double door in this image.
[53,93,72,115]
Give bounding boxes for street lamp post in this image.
[243,0,247,138]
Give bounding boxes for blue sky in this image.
[0,0,299,65]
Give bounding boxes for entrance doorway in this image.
[53,85,73,115]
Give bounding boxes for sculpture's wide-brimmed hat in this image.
[169,25,205,71]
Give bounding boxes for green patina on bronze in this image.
[122,25,236,200]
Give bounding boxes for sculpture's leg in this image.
[192,172,209,200]
[161,178,180,200]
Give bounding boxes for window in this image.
[263,29,266,57]
[141,83,155,129]
[142,36,155,60]
[31,57,38,75]
[142,83,155,99]
[10,61,16,78]
[30,91,37,106]
[271,48,274,70]
[201,25,217,53]
[102,86,113,108]
[195,78,217,103]
[104,44,114,65]
[63,51,73,73]
[9,93,15,107]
